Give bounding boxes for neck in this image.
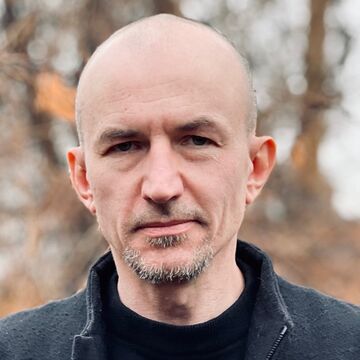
[113,243,244,325]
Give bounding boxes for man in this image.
[1,14,359,360]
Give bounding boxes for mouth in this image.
[136,220,196,237]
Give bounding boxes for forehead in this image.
[77,19,251,144]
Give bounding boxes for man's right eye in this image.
[109,141,138,153]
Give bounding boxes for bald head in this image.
[76,14,257,145]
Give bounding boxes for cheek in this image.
[189,153,249,224]
[222,164,248,221]
[219,155,250,228]
[91,170,117,205]
[89,159,138,209]
[88,166,134,242]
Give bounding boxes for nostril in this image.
[141,174,184,204]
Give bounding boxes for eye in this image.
[184,135,213,146]
[108,141,140,153]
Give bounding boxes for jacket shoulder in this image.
[278,277,360,357]
[279,276,360,320]
[0,290,87,360]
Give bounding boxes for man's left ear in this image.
[246,136,276,205]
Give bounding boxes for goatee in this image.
[123,235,213,284]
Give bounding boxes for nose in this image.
[141,143,184,204]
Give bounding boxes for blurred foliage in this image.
[0,0,359,317]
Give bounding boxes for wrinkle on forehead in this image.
[76,14,255,145]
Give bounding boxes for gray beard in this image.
[123,234,213,284]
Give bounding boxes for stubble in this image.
[123,234,214,284]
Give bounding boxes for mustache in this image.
[125,205,209,233]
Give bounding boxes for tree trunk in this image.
[291,0,333,204]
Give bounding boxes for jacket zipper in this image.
[265,325,288,360]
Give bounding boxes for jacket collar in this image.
[71,251,114,360]
[236,241,293,359]
[72,241,293,360]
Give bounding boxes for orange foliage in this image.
[34,72,75,121]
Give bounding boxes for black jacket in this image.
[1,241,359,359]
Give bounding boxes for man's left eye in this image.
[185,136,212,146]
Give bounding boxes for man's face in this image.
[70,24,269,283]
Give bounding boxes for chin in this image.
[122,240,214,284]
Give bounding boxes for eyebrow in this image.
[95,128,141,149]
[175,117,227,134]
[94,117,227,150]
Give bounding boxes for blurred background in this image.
[0,0,359,317]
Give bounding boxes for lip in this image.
[137,220,195,237]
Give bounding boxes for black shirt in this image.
[104,257,259,360]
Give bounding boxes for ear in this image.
[67,147,96,214]
[246,136,276,205]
